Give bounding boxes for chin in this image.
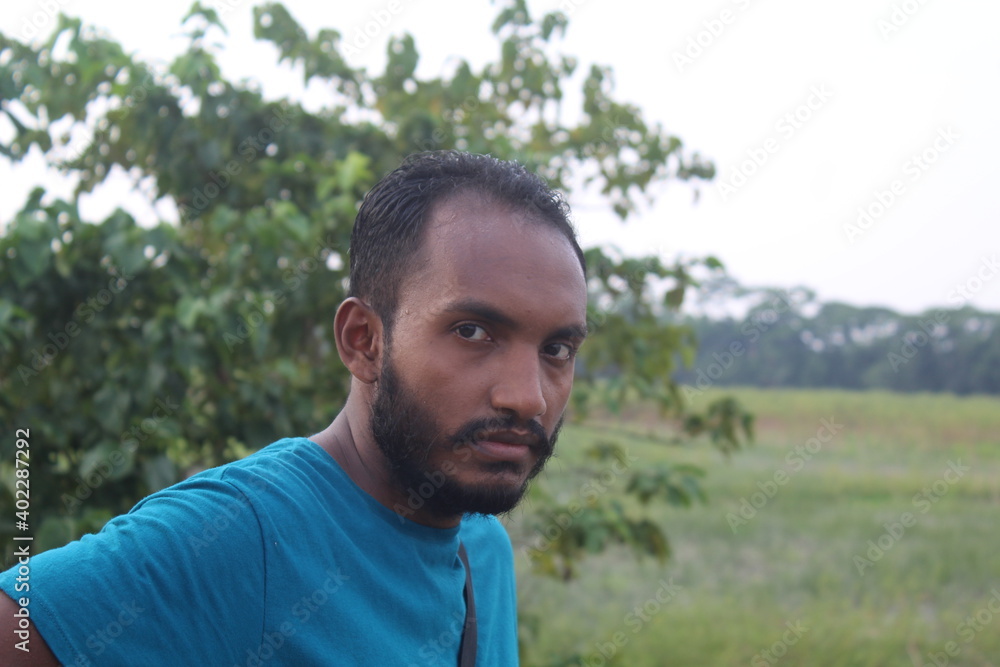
[429,470,533,517]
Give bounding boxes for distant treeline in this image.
[675,293,1000,395]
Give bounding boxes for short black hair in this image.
[348,150,586,326]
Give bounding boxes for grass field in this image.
[507,388,1000,667]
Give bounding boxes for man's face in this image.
[369,193,588,520]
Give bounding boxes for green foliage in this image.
[0,3,752,660]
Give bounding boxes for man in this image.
[0,150,589,665]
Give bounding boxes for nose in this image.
[490,345,547,421]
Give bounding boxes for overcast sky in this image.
[3,0,998,315]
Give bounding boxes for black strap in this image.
[457,541,477,667]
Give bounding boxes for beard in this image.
[370,351,561,521]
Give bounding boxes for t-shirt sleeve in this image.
[0,475,267,667]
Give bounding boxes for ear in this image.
[334,297,384,384]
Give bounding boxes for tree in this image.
[681,291,1000,396]
[0,2,751,663]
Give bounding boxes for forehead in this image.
[398,193,587,324]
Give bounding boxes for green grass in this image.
[508,388,1000,667]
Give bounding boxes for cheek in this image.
[401,347,492,413]
[543,367,575,417]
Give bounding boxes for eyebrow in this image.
[443,298,588,340]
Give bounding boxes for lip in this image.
[469,430,540,462]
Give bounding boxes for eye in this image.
[454,323,491,342]
[544,342,575,361]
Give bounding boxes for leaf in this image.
[337,151,372,193]
[540,12,568,40]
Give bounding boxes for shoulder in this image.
[212,437,333,491]
[155,437,327,514]
[0,461,274,665]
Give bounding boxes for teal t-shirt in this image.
[0,438,518,666]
